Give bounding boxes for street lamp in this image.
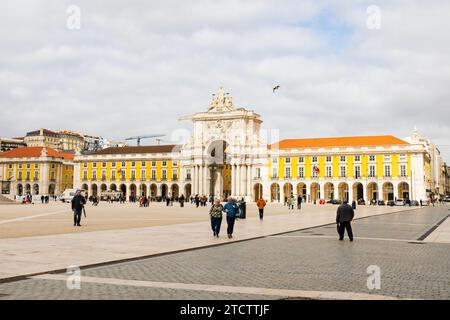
[210,160,217,199]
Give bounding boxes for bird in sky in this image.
[273,85,280,93]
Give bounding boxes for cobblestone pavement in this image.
[0,206,448,300]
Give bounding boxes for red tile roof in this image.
[0,147,74,160]
[269,135,409,149]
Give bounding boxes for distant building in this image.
[71,88,448,203]
[0,147,74,196]
[23,128,100,152]
[404,130,448,200]
[83,134,103,152]
[0,138,26,152]
[445,165,450,197]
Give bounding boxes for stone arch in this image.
[310,183,320,202]
[90,184,98,196]
[324,182,334,200]
[338,182,349,202]
[283,182,293,200]
[398,182,410,200]
[161,184,168,198]
[129,184,137,197]
[150,184,157,197]
[100,184,107,192]
[119,184,127,197]
[48,184,56,195]
[171,184,179,198]
[367,182,378,202]
[110,184,117,191]
[33,184,39,195]
[270,183,280,202]
[382,182,394,201]
[17,184,23,196]
[253,183,263,202]
[184,183,192,199]
[139,184,147,197]
[296,183,307,201]
[352,182,364,201]
[25,183,31,194]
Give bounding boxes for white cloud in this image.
[0,0,449,159]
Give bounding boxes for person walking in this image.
[223,196,239,239]
[41,195,44,204]
[290,195,295,210]
[179,194,185,207]
[195,194,200,208]
[256,197,266,220]
[209,199,223,237]
[336,201,354,241]
[71,190,86,227]
[297,195,302,210]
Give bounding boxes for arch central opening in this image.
[207,140,231,199]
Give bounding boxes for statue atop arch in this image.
[208,87,234,112]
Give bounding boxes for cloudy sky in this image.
[0,0,449,159]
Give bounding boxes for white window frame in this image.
[354,165,361,178]
[298,166,304,178]
[384,165,391,177]
[369,165,376,177]
[340,166,346,178]
[285,167,291,178]
[326,166,332,178]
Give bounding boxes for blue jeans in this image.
[211,217,222,236]
[73,209,82,225]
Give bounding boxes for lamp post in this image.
[210,161,217,198]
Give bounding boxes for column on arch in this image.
[320,183,325,201]
[231,164,236,196]
[247,165,252,198]
[236,165,241,196]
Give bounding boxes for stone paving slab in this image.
[424,210,450,243]
[0,205,417,280]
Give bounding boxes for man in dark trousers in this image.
[71,190,86,227]
[336,201,354,241]
[297,195,302,210]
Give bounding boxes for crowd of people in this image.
[283,195,303,210]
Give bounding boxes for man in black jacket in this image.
[297,195,302,210]
[336,201,354,241]
[71,190,86,227]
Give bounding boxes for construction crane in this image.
[125,134,165,146]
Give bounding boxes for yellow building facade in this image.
[0,147,74,197]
